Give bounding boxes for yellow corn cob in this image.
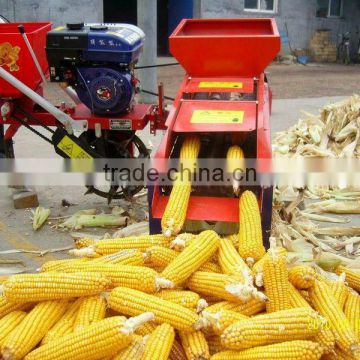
[57,262,173,293]
[135,321,157,336]
[161,230,220,287]
[344,289,360,340]
[0,311,26,347]
[187,271,247,303]
[146,246,177,267]
[211,340,324,360]
[225,234,239,247]
[1,272,112,302]
[205,299,265,316]
[74,237,96,249]
[113,335,146,360]
[313,328,335,355]
[0,296,27,318]
[329,277,349,309]
[288,265,316,289]
[309,279,359,356]
[73,295,107,332]
[108,287,201,332]
[142,323,175,360]
[2,300,68,360]
[221,307,323,350]
[300,290,312,304]
[70,234,172,257]
[154,290,207,312]
[92,249,146,266]
[226,145,245,195]
[24,313,154,360]
[218,237,251,278]
[238,190,265,266]
[252,247,287,287]
[336,266,360,292]
[288,282,312,308]
[180,330,210,360]
[207,336,222,356]
[40,258,89,272]
[263,250,291,313]
[201,309,248,335]
[179,136,201,174]
[200,262,222,273]
[169,339,187,360]
[42,299,82,345]
[161,177,192,237]
[170,233,196,251]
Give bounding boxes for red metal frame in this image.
[151,18,280,227]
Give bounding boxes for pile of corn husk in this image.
[272,95,360,268]
[273,94,360,158]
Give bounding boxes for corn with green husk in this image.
[31,207,51,231]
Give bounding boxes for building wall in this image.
[0,0,103,25]
[199,0,360,55]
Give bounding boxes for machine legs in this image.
[147,185,162,234]
[261,186,273,249]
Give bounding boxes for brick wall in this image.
[309,30,337,62]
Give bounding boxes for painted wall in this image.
[0,0,103,25]
[199,0,360,55]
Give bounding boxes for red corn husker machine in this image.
[149,18,280,243]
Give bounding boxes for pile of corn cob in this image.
[0,186,359,359]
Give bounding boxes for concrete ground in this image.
[0,61,358,271]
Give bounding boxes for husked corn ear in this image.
[252,247,287,287]
[221,307,323,350]
[344,289,360,340]
[113,335,146,360]
[180,330,210,360]
[1,272,112,302]
[329,276,349,309]
[336,266,360,291]
[161,231,219,286]
[300,290,312,304]
[218,237,251,278]
[288,265,316,289]
[169,339,187,360]
[73,295,106,332]
[42,299,82,345]
[92,249,146,266]
[202,309,247,335]
[142,323,175,360]
[205,299,265,316]
[161,177,192,237]
[135,321,157,336]
[154,290,207,312]
[58,262,173,293]
[179,136,201,174]
[24,313,154,360]
[211,340,324,360]
[238,191,265,265]
[2,300,67,360]
[170,233,196,251]
[0,311,26,347]
[226,145,245,195]
[70,234,172,257]
[0,296,27,318]
[146,246,177,267]
[40,258,89,272]
[263,250,291,313]
[207,336,222,356]
[313,328,335,355]
[109,287,201,332]
[200,262,222,273]
[309,279,359,356]
[322,346,356,360]
[288,283,312,308]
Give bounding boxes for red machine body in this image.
[150,18,280,237]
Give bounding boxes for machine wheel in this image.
[80,130,149,203]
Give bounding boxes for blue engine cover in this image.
[76,67,134,115]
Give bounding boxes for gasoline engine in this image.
[46,23,145,115]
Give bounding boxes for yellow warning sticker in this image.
[198,81,243,89]
[57,136,93,159]
[191,110,244,124]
